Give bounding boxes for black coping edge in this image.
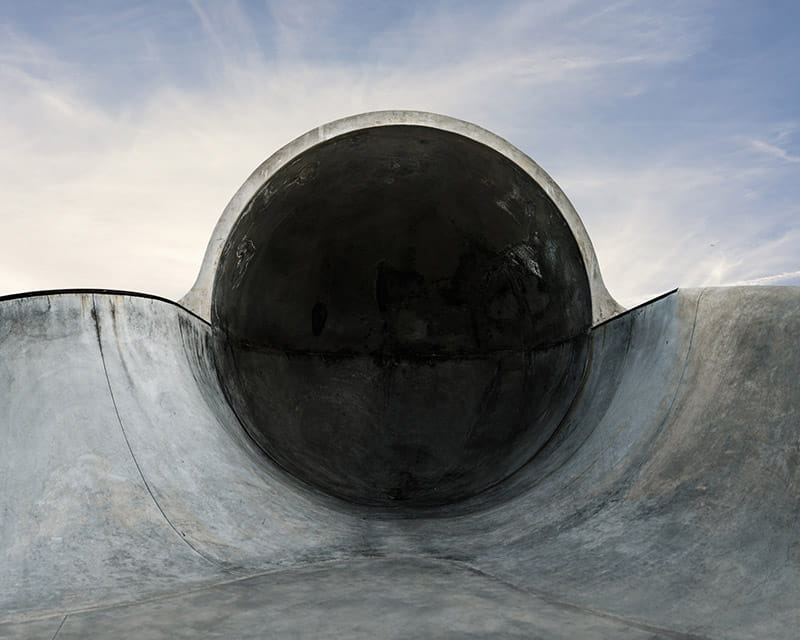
[592,288,678,330]
[0,288,210,327]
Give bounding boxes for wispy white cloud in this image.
[748,138,800,163]
[559,159,800,307]
[0,0,796,311]
[726,269,800,286]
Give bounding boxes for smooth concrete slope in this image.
[1,287,799,639]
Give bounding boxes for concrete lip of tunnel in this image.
[3,111,798,639]
[183,111,621,507]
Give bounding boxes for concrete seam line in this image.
[0,552,717,636]
[8,555,420,624]
[559,289,703,497]
[89,294,221,568]
[659,288,705,429]
[446,559,714,640]
[49,615,67,640]
[623,287,706,491]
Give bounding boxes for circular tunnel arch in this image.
[183,112,621,507]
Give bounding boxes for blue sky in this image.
[1,1,798,307]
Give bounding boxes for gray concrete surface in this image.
[1,112,798,638]
[2,287,798,638]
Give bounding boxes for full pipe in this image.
[1,112,798,639]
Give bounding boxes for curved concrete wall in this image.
[2,288,798,638]
[180,111,622,325]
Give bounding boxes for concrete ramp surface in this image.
[1,112,798,639]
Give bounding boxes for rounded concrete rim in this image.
[180,110,623,325]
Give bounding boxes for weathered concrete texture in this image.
[2,287,798,638]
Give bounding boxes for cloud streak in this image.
[749,139,800,163]
[0,1,797,310]
[726,270,800,286]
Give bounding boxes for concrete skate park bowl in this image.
[1,112,798,639]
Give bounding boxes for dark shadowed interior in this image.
[212,126,592,507]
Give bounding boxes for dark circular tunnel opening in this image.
[212,126,592,507]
